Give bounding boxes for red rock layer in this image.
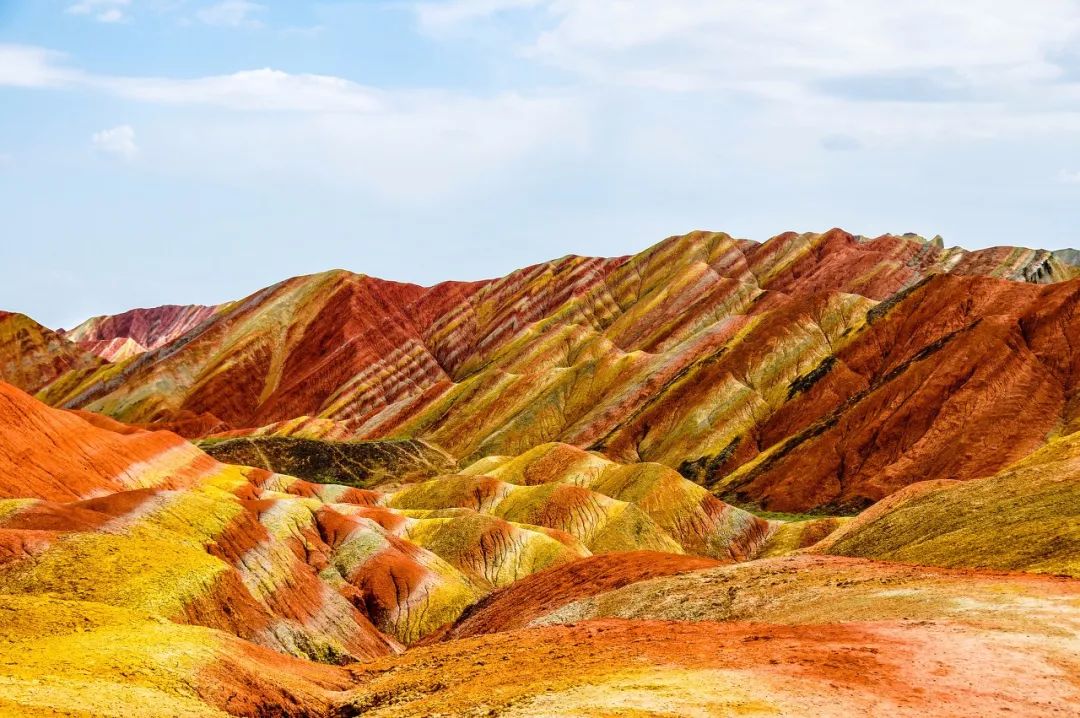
[0,380,212,501]
[714,274,1080,511]
[434,551,724,641]
[64,303,221,352]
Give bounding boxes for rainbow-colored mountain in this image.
[2,229,1078,716]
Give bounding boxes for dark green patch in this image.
[197,436,458,488]
[786,355,837,400]
[866,275,934,325]
[677,435,742,487]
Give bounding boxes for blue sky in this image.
[2,1,1080,328]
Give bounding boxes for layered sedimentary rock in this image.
[0,382,766,656]
[0,594,358,717]
[4,228,1080,716]
[64,303,223,355]
[816,429,1080,576]
[16,229,1080,515]
[0,311,103,395]
[342,610,1080,717]
[74,336,148,362]
[396,553,1080,715]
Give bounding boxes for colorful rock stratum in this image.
[1,229,1079,716]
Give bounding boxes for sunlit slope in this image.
[0,594,356,718]
[816,430,1080,576]
[0,311,103,396]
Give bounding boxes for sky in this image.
[3,1,1080,328]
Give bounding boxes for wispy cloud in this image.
[415,0,543,31]
[0,43,583,202]
[66,0,131,23]
[412,0,1080,145]
[92,125,139,160]
[196,1,266,29]
[99,69,382,112]
[0,45,379,112]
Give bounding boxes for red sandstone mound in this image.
[0,380,213,501]
[436,551,725,641]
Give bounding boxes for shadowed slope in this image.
[198,435,458,487]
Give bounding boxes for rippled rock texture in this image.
[9,229,1080,515]
[3,229,1080,716]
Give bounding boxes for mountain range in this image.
[1,229,1078,716]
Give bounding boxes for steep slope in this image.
[0,311,103,395]
[25,229,1080,518]
[0,379,220,501]
[75,336,148,362]
[702,272,1080,511]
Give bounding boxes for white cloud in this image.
[92,125,139,160]
[0,45,379,112]
[67,0,131,23]
[413,0,1080,145]
[147,91,585,202]
[512,1,1080,92]
[0,45,76,87]
[1060,169,1080,184]
[196,1,265,28]
[97,68,381,112]
[0,43,583,202]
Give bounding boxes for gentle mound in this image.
[816,431,1080,577]
[438,551,724,640]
